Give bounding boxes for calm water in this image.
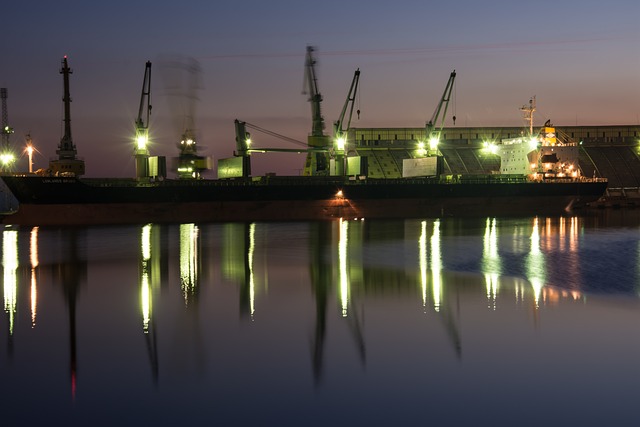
[2,210,640,426]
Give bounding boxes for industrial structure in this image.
[344,123,640,206]
[0,88,15,171]
[48,56,85,177]
[0,51,631,225]
[168,57,211,179]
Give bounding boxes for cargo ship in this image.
[0,173,607,226]
[0,56,607,226]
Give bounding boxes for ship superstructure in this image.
[488,97,581,179]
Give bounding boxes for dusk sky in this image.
[2,1,639,177]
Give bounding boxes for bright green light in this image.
[482,141,498,155]
[416,141,426,156]
[136,134,148,150]
[419,220,427,307]
[3,230,18,335]
[338,218,349,317]
[248,223,256,318]
[0,153,15,165]
[336,136,346,151]
[140,224,152,332]
[179,223,199,304]
[529,137,539,150]
[430,220,442,312]
[141,271,151,332]
[429,137,439,151]
[141,224,152,261]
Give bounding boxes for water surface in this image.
[2,210,640,426]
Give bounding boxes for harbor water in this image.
[2,210,640,426]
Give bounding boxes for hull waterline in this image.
[0,175,608,226]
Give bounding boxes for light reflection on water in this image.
[1,211,640,426]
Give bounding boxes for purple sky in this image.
[2,1,639,177]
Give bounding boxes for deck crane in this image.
[333,69,360,151]
[49,56,85,176]
[232,119,252,178]
[302,46,332,176]
[0,88,15,171]
[228,119,315,178]
[332,68,360,175]
[424,70,456,156]
[134,61,152,179]
[173,57,211,179]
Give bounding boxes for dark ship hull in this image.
[0,174,608,226]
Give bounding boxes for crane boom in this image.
[333,69,360,139]
[135,61,152,155]
[136,61,152,136]
[302,46,332,176]
[134,61,152,179]
[426,70,456,151]
[303,46,325,137]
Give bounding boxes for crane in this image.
[159,56,211,179]
[224,118,333,178]
[333,68,360,152]
[233,119,252,178]
[302,46,331,176]
[0,88,15,171]
[134,61,152,179]
[332,68,360,176]
[304,45,325,138]
[424,70,456,156]
[49,56,85,176]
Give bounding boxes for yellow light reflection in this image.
[419,221,428,309]
[141,224,152,332]
[248,223,256,319]
[339,218,349,317]
[562,216,581,290]
[30,227,39,327]
[3,230,18,335]
[526,217,546,307]
[482,218,500,310]
[30,227,39,268]
[30,269,37,327]
[180,223,199,304]
[141,223,151,261]
[141,271,151,332]
[430,220,442,312]
[559,217,566,252]
[514,277,527,304]
[569,217,579,253]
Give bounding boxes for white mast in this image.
[520,96,536,136]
